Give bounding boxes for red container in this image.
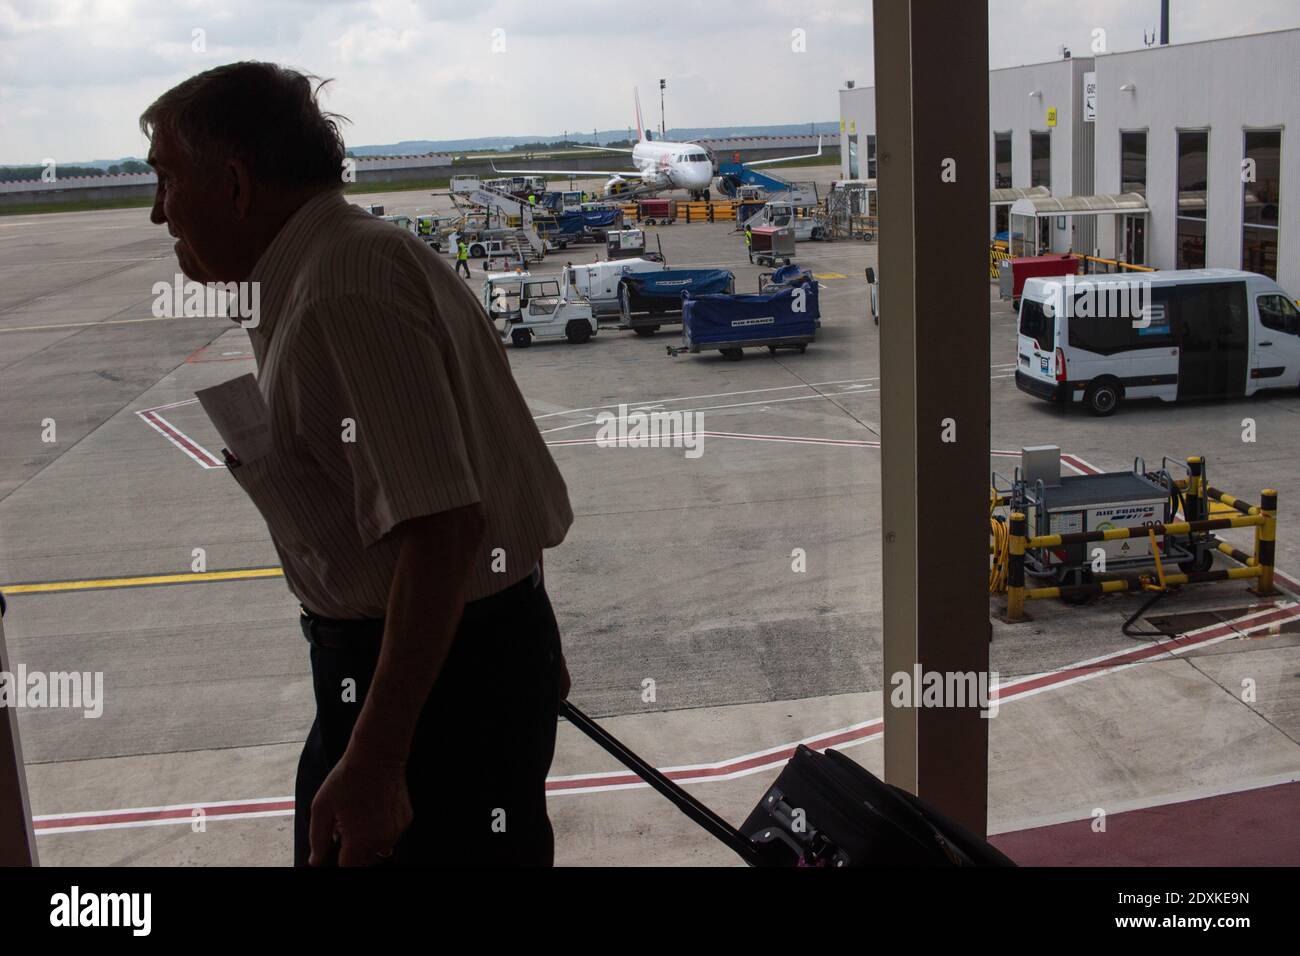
[1007,254,1078,301]
[637,198,676,223]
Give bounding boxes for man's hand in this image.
[332,505,484,863]
[308,752,413,866]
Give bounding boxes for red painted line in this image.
[35,599,1300,831]
[999,604,1300,701]
[139,409,221,468]
[36,799,295,831]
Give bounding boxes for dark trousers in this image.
[455,258,470,277]
[294,578,562,866]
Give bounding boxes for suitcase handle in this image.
[559,700,766,867]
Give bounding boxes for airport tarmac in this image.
[2,165,1299,865]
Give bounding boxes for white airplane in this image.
[493,90,822,200]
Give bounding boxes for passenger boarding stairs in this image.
[716,162,818,207]
[465,184,546,261]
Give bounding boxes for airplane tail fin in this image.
[634,88,647,142]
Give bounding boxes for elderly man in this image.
[142,62,573,866]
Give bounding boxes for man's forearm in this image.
[347,506,485,765]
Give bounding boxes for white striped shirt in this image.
[232,189,572,617]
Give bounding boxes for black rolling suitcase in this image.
[560,701,1015,867]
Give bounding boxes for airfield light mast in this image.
[659,79,666,138]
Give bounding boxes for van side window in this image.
[1067,286,1174,353]
[1258,294,1299,333]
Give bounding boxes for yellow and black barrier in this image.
[989,243,1011,280]
[1027,512,1265,550]
[1021,564,1264,604]
[620,200,740,225]
[1003,485,1279,620]
[1206,486,1261,515]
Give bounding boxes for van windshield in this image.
[1019,298,1055,351]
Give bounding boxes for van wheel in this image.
[720,348,744,361]
[565,321,592,344]
[470,244,485,258]
[511,329,532,348]
[1084,380,1122,416]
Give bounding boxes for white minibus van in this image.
[1016,269,1300,415]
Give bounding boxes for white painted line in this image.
[135,409,221,469]
[38,601,1300,831]
[0,315,189,335]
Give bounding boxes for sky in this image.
[2,0,1299,164]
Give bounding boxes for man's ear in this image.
[226,157,255,220]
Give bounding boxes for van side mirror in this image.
[865,267,876,284]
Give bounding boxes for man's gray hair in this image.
[141,62,348,188]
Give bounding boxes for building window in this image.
[1030,132,1051,190]
[1121,130,1147,195]
[867,135,877,179]
[1242,129,1281,279]
[994,132,1012,189]
[1177,130,1209,269]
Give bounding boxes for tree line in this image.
[0,159,151,181]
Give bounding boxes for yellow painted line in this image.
[812,272,847,280]
[4,567,283,595]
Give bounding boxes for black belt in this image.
[299,564,541,650]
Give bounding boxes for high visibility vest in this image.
[744,227,752,247]
[457,242,469,261]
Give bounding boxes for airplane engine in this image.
[603,176,631,197]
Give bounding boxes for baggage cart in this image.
[670,284,818,360]
[748,224,795,266]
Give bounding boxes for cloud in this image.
[1,0,1298,163]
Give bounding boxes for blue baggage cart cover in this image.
[580,209,622,228]
[624,268,734,299]
[769,263,813,287]
[682,285,819,349]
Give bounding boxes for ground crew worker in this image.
[527,192,536,205]
[142,62,573,868]
[455,237,471,278]
[744,224,752,262]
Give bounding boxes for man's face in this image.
[148,132,239,283]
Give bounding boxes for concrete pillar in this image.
[874,0,992,836]
[0,608,38,865]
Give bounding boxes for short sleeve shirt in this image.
[232,190,573,617]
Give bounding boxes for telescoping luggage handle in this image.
[558,701,766,867]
